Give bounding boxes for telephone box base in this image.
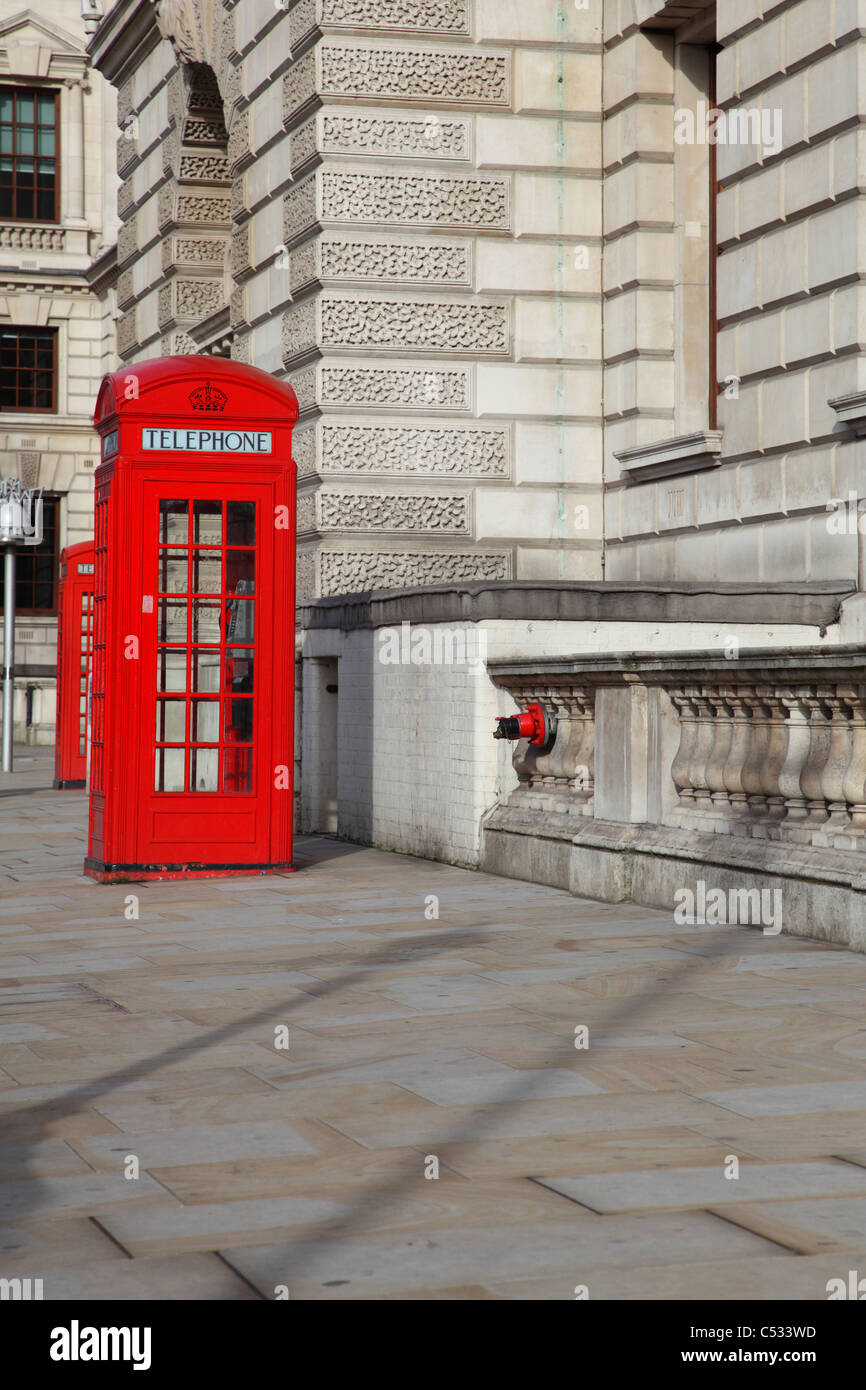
[83,858,295,883]
[54,779,87,790]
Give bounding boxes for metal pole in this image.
[2,544,15,772]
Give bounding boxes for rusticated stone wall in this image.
[97,0,604,599]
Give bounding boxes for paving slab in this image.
[535,1161,866,1213]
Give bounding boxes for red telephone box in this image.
[54,540,96,788]
[84,356,298,881]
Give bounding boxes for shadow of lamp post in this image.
[0,479,43,773]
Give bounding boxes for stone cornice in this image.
[829,391,866,437]
[87,0,160,87]
[615,430,724,484]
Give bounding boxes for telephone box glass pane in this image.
[226,502,255,546]
[159,550,188,594]
[223,747,252,793]
[225,698,253,741]
[193,501,222,546]
[155,747,185,793]
[158,599,187,643]
[157,649,187,692]
[192,599,221,643]
[192,550,221,594]
[193,649,221,692]
[160,501,189,544]
[192,699,219,742]
[226,550,254,591]
[157,698,186,742]
[225,599,254,648]
[189,747,218,792]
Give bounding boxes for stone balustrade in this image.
[491,651,866,854]
[502,679,595,819]
[668,681,866,849]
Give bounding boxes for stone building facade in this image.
[0,0,118,742]
[90,0,866,948]
[91,0,604,599]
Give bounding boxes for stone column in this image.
[63,76,88,227]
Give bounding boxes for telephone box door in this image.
[136,481,275,868]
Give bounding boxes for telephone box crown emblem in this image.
[189,381,228,412]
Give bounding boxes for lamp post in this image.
[0,479,43,773]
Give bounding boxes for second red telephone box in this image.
[85,356,298,881]
[54,540,95,789]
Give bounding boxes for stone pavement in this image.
[2,749,866,1300]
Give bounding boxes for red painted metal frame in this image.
[53,539,95,789]
[84,356,298,882]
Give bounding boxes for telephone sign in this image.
[84,356,298,881]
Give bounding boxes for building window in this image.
[0,87,59,223]
[0,327,57,412]
[0,496,59,614]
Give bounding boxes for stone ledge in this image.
[489,641,866,684]
[481,813,866,951]
[615,430,724,483]
[298,579,856,631]
[829,391,866,436]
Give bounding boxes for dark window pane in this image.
[226,502,255,546]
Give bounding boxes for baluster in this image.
[740,687,771,827]
[705,690,734,827]
[799,687,832,833]
[687,688,717,821]
[814,688,854,841]
[840,685,866,847]
[776,690,812,835]
[756,686,789,831]
[721,687,752,831]
[670,687,698,815]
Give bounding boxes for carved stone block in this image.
[291,117,320,175]
[319,365,470,410]
[116,218,138,269]
[318,548,509,597]
[320,0,470,36]
[231,224,253,281]
[176,191,232,224]
[314,490,471,533]
[179,152,231,183]
[283,50,319,129]
[292,236,471,292]
[320,111,470,160]
[117,309,137,356]
[320,45,509,107]
[321,169,510,230]
[321,295,507,353]
[227,109,251,173]
[319,422,509,476]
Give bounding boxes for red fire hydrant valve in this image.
[493,700,557,751]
